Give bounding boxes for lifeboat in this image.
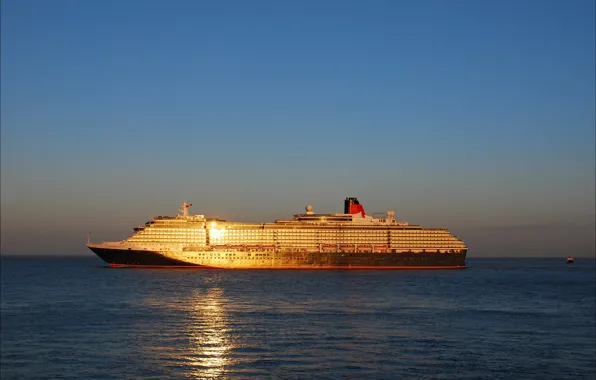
[566,256,574,264]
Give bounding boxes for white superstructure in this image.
[89,199,467,266]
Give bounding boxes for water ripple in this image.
[1,257,594,379]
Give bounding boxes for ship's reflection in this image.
[184,287,233,379]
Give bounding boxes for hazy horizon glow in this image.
[1,0,594,257]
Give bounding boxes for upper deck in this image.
[273,197,411,227]
[143,198,434,230]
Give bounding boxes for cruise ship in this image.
[87,197,467,269]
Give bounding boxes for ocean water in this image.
[1,256,594,380]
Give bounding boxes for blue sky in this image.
[1,0,594,256]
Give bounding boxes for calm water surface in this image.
[1,256,595,379]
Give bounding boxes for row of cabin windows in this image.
[131,238,205,242]
[146,226,450,235]
[147,228,204,231]
[184,252,459,261]
[142,230,454,239]
[138,233,455,240]
[141,232,206,236]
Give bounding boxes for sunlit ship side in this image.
[87,197,467,269]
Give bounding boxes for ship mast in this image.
[178,201,192,218]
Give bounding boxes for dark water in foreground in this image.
[1,257,595,379]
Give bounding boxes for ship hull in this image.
[89,247,205,267]
[89,246,466,269]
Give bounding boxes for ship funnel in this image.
[344,197,366,217]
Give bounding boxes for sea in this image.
[1,256,594,379]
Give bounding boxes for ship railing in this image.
[209,244,278,252]
[197,243,467,255]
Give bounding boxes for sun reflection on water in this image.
[184,287,234,379]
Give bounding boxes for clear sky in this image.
[1,0,594,257]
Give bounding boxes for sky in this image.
[1,0,594,257]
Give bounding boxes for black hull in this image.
[89,246,466,269]
[280,253,465,268]
[89,247,198,267]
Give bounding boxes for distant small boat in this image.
[566,256,574,264]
